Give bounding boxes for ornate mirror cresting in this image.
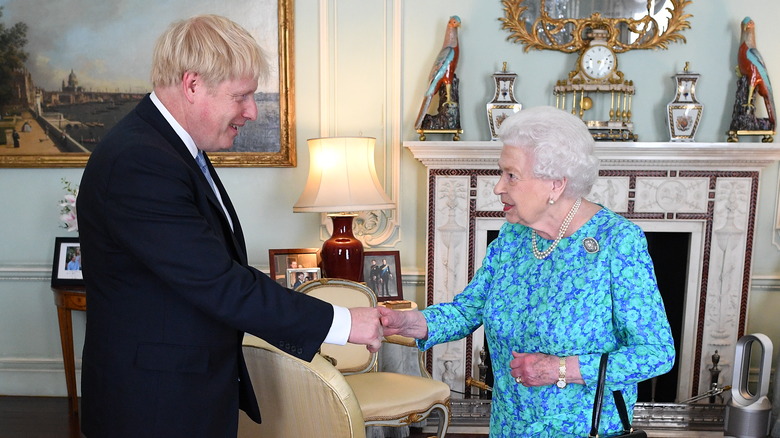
[501,0,693,53]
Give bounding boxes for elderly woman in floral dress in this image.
[379,106,675,437]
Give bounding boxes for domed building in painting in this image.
[62,69,82,94]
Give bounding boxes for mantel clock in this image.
[554,29,636,141]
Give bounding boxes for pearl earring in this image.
[548,198,555,205]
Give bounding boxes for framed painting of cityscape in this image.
[0,0,296,168]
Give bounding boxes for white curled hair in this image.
[497,106,600,198]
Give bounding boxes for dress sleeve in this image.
[417,223,511,350]
[582,222,676,386]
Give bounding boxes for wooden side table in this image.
[51,287,86,415]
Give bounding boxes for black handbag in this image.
[588,353,648,438]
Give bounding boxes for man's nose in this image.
[244,99,258,120]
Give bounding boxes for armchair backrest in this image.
[239,335,365,438]
[296,278,378,375]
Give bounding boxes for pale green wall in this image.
[1,0,779,396]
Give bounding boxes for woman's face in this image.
[493,145,552,226]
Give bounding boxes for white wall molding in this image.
[773,169,780,251]
[750,275,780,293]
[0,264,50,282]
[316,0,402,248]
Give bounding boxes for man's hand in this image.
[348,307,384,352]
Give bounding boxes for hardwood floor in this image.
[0,396,484,438]
[0,396,84,438]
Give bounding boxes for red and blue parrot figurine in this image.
[738,16,775,129]
[415,16,461,130]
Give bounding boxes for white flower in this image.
[59,178,79,232]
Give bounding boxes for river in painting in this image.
[46,92,280,153]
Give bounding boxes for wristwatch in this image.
[556,356,567,389]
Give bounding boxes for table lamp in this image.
[293,137,395,281]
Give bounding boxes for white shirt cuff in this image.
[324,304,351,345]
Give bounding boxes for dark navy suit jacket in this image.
[77,95,333,437]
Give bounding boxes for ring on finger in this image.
[515,375,522,384]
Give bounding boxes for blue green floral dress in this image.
[419,207,675,437]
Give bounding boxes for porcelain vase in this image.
[667,67,703,142]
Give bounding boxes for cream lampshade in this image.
[293,137,395,281]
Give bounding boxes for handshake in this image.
[347,306,428,352]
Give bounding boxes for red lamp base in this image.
[321,214,364,281]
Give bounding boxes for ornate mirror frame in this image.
[500,0,692,53]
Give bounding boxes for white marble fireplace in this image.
[405,140,780,403]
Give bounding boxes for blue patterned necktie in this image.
[195,151,218,196]
[195,150,233,230]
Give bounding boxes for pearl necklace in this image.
[531,197,582,260]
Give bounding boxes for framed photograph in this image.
[0,0,295,168]
[362,250,403,302]
[51,237,84,288]
[287,267,321,290]
[268,248,320,287]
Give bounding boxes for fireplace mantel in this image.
[404,140,780,404]
[405,141,780,170]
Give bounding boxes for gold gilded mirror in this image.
[501,0,692,53]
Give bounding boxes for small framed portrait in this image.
[51,237,84,288]
[268,248,320,287]
[362,251,403,301]
[287,267,321,290]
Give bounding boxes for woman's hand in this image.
[510,352,583,387]
[378,307,429,339]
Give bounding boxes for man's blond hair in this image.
[151,14,269,88]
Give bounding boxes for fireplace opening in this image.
[478,230,689,403]
[642,231,689,402]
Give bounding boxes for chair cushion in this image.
[345,372,451,422]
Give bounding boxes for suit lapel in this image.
[200,152,248,265]
[136,95,248,265]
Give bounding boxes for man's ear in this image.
[182,71,199,103]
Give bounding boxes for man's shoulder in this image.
[90,100,178,162]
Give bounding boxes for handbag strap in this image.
[590,352,637,437]
[612,389,634,433]
[589,353,609,437]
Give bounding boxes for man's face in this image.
[188,75,258,152]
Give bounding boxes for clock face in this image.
[581,45,615,80]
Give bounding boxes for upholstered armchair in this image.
[239,335,366,438]
[297,278,451,438]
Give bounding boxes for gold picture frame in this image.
[0,0,296,168]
